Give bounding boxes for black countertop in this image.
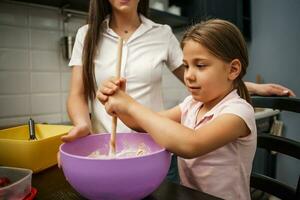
[32,166,222,200]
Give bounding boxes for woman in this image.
[63,0,183,141]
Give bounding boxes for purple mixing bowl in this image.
[60,133,171,200]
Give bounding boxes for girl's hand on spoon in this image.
[97,77,126,105]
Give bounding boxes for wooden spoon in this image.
[110,37,123,156]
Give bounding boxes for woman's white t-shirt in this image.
[69,15,183,133]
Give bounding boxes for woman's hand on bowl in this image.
[61,124,91,143]
[58,124,91,168]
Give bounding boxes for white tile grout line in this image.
[28,5,32,118]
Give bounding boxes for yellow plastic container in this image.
[0,124,73,173]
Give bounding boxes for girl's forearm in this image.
[126,101,196,158]
[117,112,145,132]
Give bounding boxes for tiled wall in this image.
[0,1,187,127]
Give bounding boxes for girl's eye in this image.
[196,64,206,68]
[183,64,189,69]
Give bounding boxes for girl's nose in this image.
[185,67,196,81]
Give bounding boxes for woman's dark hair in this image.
[82,0,149,101]
[181,19,251,103]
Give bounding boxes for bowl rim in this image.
[59,133,168,161]
[0,166,32,191]
[0,124,73,142]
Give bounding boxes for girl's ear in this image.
[228,59,242,81]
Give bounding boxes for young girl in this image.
[99,19,256,199]
[60,0,292,185]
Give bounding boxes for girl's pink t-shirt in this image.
[178,90,257,200]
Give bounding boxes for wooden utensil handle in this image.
[115,38,123,79]
[110,37,123,155]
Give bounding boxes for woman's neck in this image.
[110,11,141,37]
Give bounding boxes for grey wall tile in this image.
[31,72,60,93]
[0,72,30,94]
[0,26,29,49]
[31,94,61,114]
[0,2,28,26]
[0,95,30,117]
[33,113,62,124]
[65,18,86,35]
[62,93,68,112]
[31,50,60,71]
[0,2,81,126]
[0,116,29,127]
[29,7,61,30]
[0,50,30,70]
[31,29,61,50]
[61,72,71,92]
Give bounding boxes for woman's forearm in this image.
[67,94,92,129]
[244,81,256,95]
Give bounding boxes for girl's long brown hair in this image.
[181,19,251,103]
[82,0,149,101]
